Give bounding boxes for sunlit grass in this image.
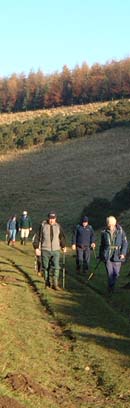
[0,121,130,406]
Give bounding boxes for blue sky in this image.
[0,0,130,77]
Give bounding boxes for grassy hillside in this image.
[0,125,130,237]
[0,240,130,408]
[0,117,130,407]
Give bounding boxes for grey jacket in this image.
[38,220,66,251]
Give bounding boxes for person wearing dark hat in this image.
[36,211,66,289]
[72,216,96,274]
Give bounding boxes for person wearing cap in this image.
[36,211,66,290]
[72,216,96,274]
[19,210,32,245]
[99,216,128,293]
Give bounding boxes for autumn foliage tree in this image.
[0,58,130,112]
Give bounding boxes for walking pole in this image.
[62,252,66,289]
[87,259,101,281]
[93,247,97,261]
[87,247,101,281]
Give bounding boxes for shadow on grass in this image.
[51,255,130,342]
[74,331,130,358]
[5,258,55,317]
[3,252,130,361]
[81,181,130,229]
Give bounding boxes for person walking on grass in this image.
[19,210,32,245]
[6,215,19,245]
[36,211,66,290]
[72,215,96,274]
[99,216,128,293]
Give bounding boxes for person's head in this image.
[23,210,27,217]
[81,215,88,227]
[106,216,117,231]
[48,211,57,225]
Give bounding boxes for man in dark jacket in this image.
[99,216,128,292]
[36,211,66,290]
[72,216,96,273]
[19,210,32,245]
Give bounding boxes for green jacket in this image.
[19,215,32,229]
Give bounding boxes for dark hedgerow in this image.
[0,100,130,151]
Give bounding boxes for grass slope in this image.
[0,125,130,407]
[0,125,130,235]
[0,240,130,408]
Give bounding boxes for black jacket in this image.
[72,224,95,248]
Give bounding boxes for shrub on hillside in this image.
[0,99,130,152]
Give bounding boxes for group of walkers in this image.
[6,211,32,246]
[6,210,128,293]
[72,214,128,293]
[32,211,128,293]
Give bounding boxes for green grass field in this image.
[0,124,130,407]
[0,125,130,235]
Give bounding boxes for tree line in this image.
[0,58,130,113]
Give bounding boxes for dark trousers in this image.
[105,260,121,289]
[76,246,90,272]
[41,250,60,284]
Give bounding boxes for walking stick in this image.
[87,247,101,281]
[87,259,101,281]
[62,252,66,289]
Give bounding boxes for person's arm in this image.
[16,220,19,233]
[37,223,43,246]
[72,226,77,245]
[59,226,66,251]
[29,216,32,230]
[99,232,105,261]
[19,217,22,230]
[32,233,41,255]
[120,230,128,259]
[32,233,39,249]
[90,226,96,248]
[7,220,10,231]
